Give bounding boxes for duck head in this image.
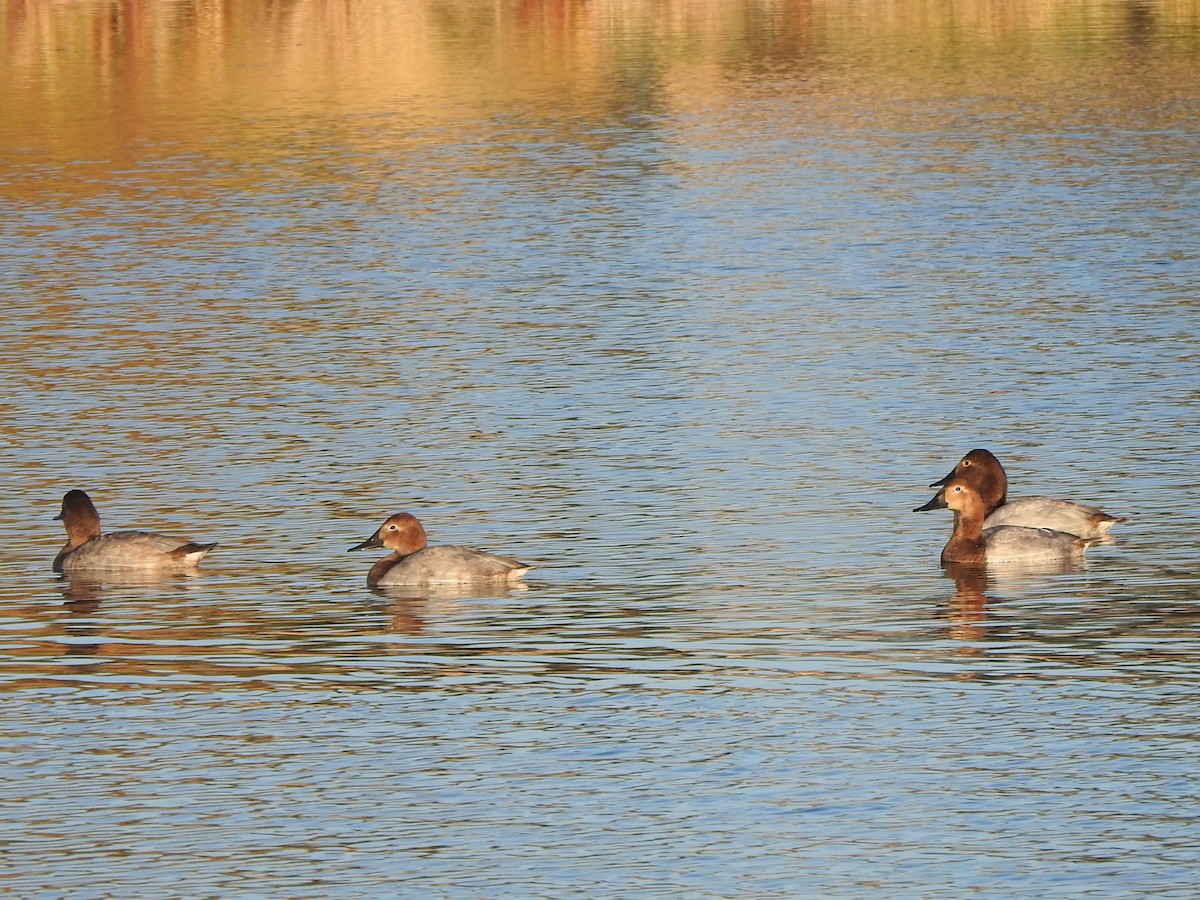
[929,448,1007,511]
[55,489,101,544]
[349,512,429,558]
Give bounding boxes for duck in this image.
[348,512,534,587]
[53,489,217,573]
[929,448,1123,539]
[915,477,1092,566]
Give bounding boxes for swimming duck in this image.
[916,477,1092,566]
[348,512,534,587]
[930,448,1123,539]
[53,489,217,573]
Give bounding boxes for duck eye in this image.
[387,524,397,531]
[962,459,971,467]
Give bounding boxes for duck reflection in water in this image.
[942,561,990,642]
[938,557,1088,645]
[368,582,531,635]
[56,569,206,609]
[379,597,427,635]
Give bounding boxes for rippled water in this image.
[2,1,1199,896]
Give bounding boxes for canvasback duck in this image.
[930,448,1123,539]
[348,512,534,587]
[53,489,217,573]
[915,477,1091,566]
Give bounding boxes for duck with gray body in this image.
[53,489,217,573]
[349,512,534,587]
[929,448,1123,540]
[916,477,1092,567]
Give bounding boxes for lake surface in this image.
[2,1,1199,896]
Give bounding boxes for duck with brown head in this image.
[930,448,1123,540]
[349,512,534,587]
[53,489,217,573]
[916,477,1091,567]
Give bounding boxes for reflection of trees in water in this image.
[5,0,1193,117]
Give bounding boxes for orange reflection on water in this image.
[5,0,1198,155]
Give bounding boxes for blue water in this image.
[1,1,1199,896]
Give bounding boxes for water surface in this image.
[2,1,1199,896]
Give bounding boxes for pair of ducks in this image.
[53,490,532,587]
[52,449,1125,585]
[916,449,1123,566]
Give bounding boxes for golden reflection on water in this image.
[4,0,1199,162]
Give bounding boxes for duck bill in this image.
[348,533,384,552]
[914,490,948,513]
[929,466,957,488]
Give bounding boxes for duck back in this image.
[375,545,533,586]
[984,496,1123,539]
[56,531,218,573]
[978,525,1089,564]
